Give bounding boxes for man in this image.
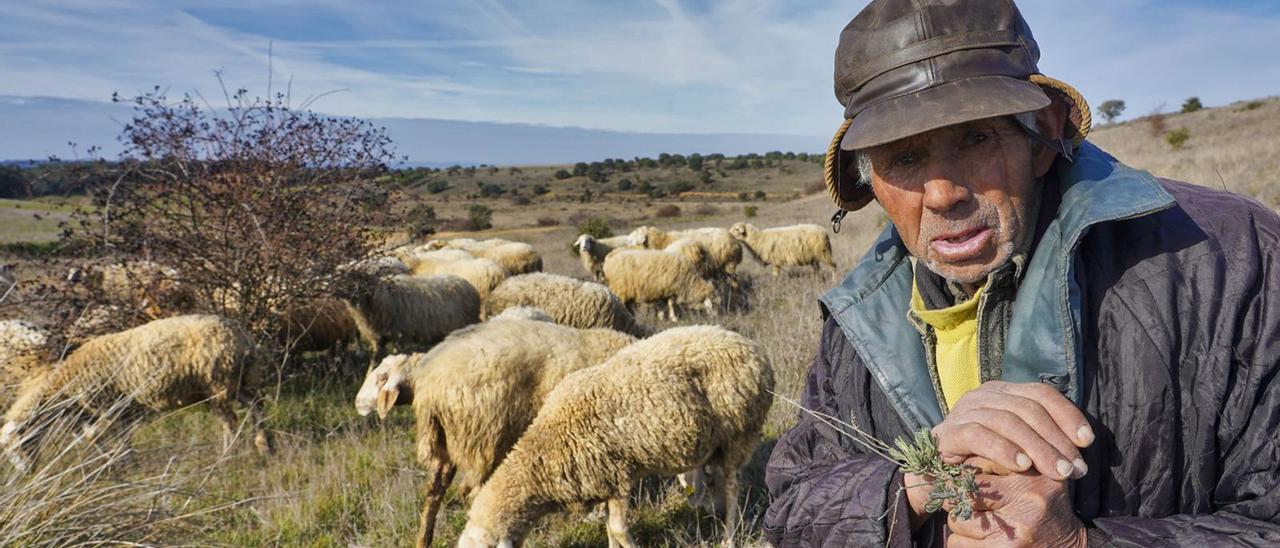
[763,0,1280,546]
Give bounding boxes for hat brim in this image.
[839,75,1051,151]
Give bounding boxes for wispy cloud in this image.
[0,0,1276,140]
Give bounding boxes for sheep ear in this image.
[375,385,400,419]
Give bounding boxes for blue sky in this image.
[2,0,1278,138]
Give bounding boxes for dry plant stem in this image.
[772,393,979,539]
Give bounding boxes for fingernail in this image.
[1077,425,1095,445]
[1015,452,1032,470]
[1056,459,1073,479]
[1072,458,1088,478]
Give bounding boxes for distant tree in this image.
[531,183,549,196]
[750,159,765,169]
[616,178,634,191]
[1181,97,1203,113]
[637,180,655,194]
[666,180,695,194]
[572,162,589,177]
[698,170,714,185]
[0,165,28,198]
[554,169,571,180]
[688,153,704,172]
[1097,100,1126,123]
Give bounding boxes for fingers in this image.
[934,410,1075,480]
[983,382,1094,447]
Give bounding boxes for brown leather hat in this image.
[823,0,1091,212]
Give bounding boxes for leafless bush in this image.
[655,205,681,218]
[43,83,398,355]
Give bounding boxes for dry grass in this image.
[1,95,1275,544]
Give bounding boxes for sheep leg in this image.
[667,299,679,323]
[415,457,457,548]
[209,398,241,453]
[606,495,637,548]
[236,390,274,455]
[715,440,756,546]
[770,265,781,277]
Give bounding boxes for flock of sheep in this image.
[0,221,837,547]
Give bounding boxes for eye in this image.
[890,151,920,168]
[963,129,990,146]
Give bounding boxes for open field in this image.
[0,96,1276,545]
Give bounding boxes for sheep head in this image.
[728,222,753,240]
[354,354,412,418]
[573,234,594,254]
[457,524,515,548]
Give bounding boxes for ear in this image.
[1032,98,1070,178]
[375,384,400,419]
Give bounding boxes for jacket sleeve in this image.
[1089,227,1280,546]
[763,318,914,547]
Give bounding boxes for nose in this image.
[921,171,972,212]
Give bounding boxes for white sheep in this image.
[347,274,481,359]
[276,298,364,359]
[628,226,743,279]
[1,320,49,390]
[574,234,637,281]
[488,306,553,322]
[457,325,774,548]
[0,315,272,471]
[481,273,648,337]
[410,256,507,300]
[66,260,185,319]
[424,239,542,275]
[400,248,474,270]
[352,318,637,547]
[602,247,716,322]
[728,222,837,280]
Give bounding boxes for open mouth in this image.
[930,226,993,262]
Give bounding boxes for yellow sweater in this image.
[910,279,986,411]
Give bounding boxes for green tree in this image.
[688,153,704,171]
[554,169,571,180]
[1097,100,1126,123]
[1181,97,1203,113]
[466,204,493,230]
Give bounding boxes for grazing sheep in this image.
[1,320,49,389]
[457,325,774,548]
[339,256,411,278]
[410,256,507,300]
[602,248,716,322]
[353,319,637,548]
[482,273,648,337]
[346,274,481,359]
[728,222,837,280]
[425,239,542,275]
[0,315,272,471]
[277,298,363,358]
[574,234,637,281]
[489,306,553,322]
[399,248,473,270]
[67,260,185,318]
[628,226,743,279]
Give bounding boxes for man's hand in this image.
[933,381,1094,480]
[946,470,1087,547]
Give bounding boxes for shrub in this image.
[466,204,493,230]
[754,190,767,200]
[1146,112,1167,137]
[535,216,559,227]
[1180,97,1203,113]
[804,179,826,194]
[694,203,719,216]
[509,195,531,206]
[426,179,450,194]
[698,170,714,185]
[637,181,655,194]
[1165,127,1191,150]
[553,169,571,180]
[1238,101,1264,112]
[531,184,548,196]
[616,178,634,191]
[576,217,613,239]
[666,180,695,194]
[744,205,758,218]
[405,204,437,239]
[1097,99,1126,123]
[738,191,750,202]
[655,204,681,218]
[479,183,506,197]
